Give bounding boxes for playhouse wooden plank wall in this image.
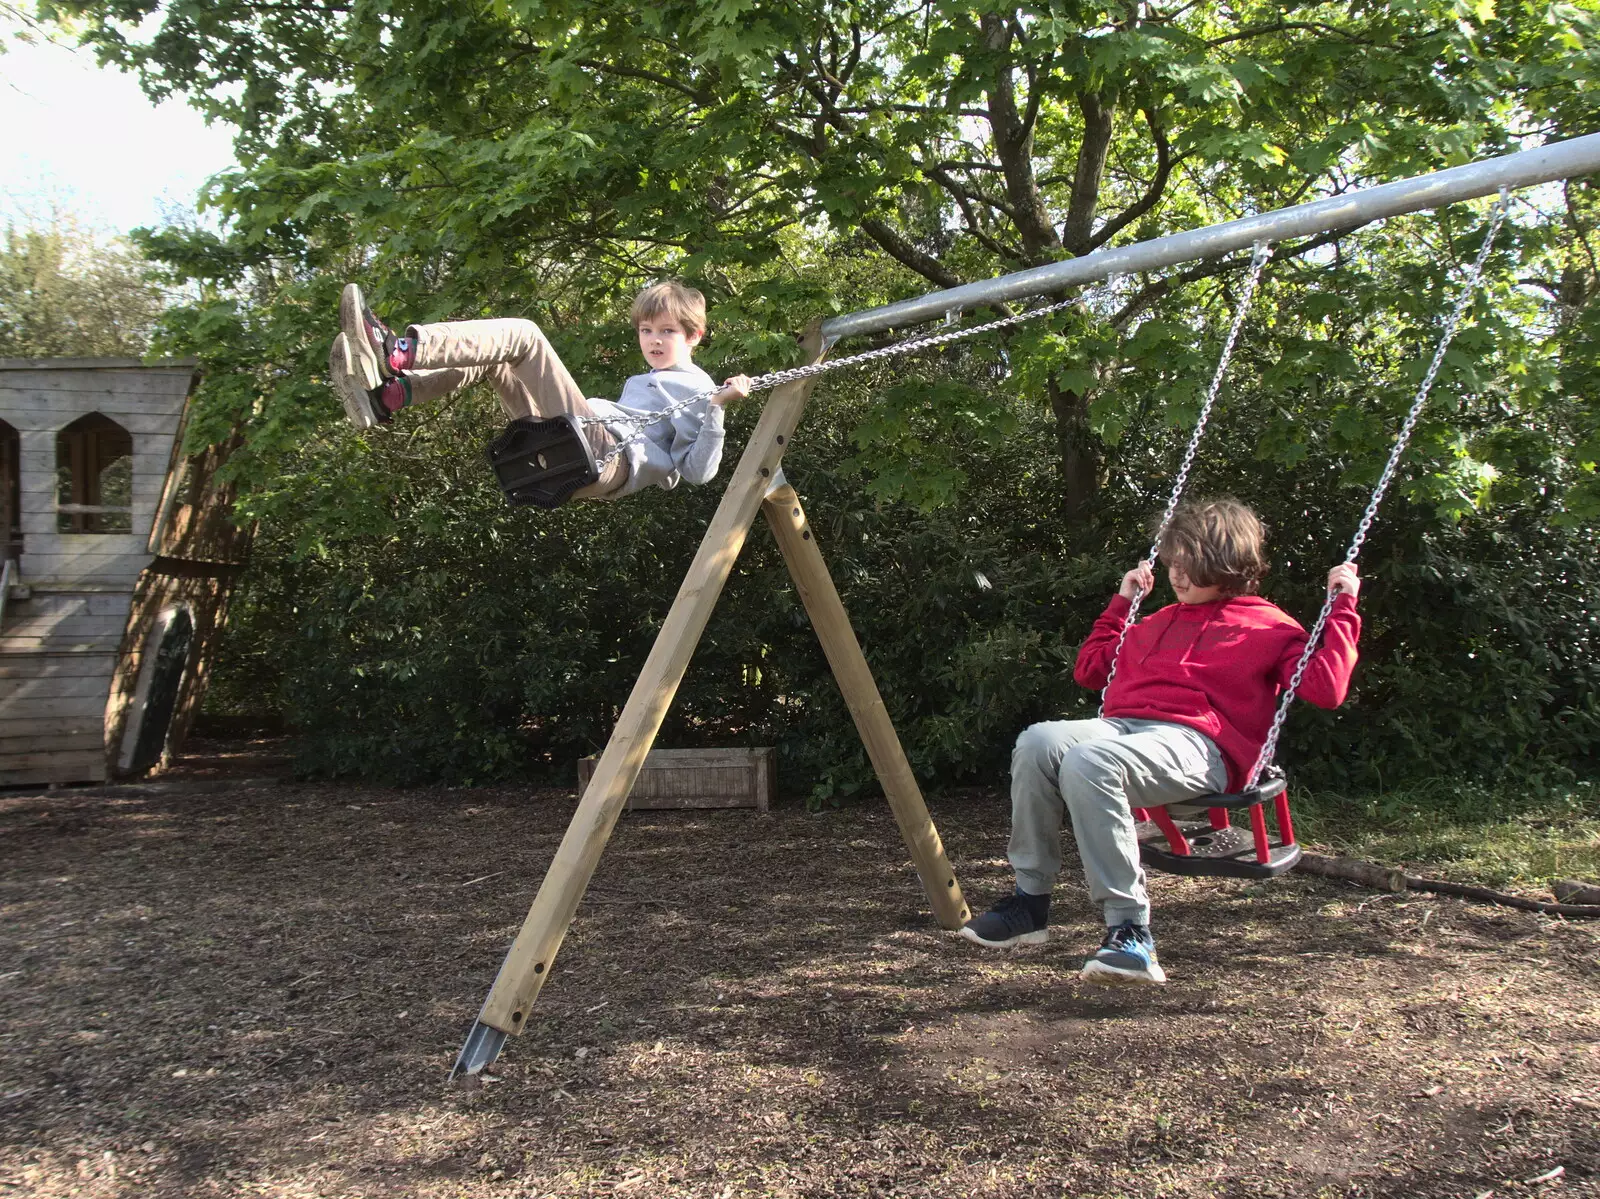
[0,358,210,787]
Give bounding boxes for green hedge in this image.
[205,363,1599,799]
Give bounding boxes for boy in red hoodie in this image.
[961,498,1362,984]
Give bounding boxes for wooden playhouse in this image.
[0,358,248,787]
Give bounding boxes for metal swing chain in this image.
[1244,188,1512,788]
[586,289,1102,471]
[1098,240,1274,715]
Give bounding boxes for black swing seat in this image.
[485,415,600,509]
[1191,771,1287,810]
[1135,767,1301,880]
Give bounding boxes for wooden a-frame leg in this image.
[452,324,829,1076]
[761,484,970,930]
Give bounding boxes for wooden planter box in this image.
[577,747,774,813]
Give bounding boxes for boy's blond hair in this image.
[630,281,707,337]
[1156,497,1269,596]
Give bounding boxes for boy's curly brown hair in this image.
[1156,497,1270,596]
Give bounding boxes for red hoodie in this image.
[1074,592,1362,791]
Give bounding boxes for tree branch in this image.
[859,217,963,288]
[776,54,855,136]
[927,166,1025,263]
[1564,180,1600,281]
[1088,107,1172,250]
[1515,276,1564,298]
[1205,20,1390,48]
[573,59,714,106]
[837,104,991,118]
[925,165,1020,222]
[980,13,1060,262]
[1019,45,1053,136]
[844,18,863,85]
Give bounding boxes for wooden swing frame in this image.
[451,321,969,1077]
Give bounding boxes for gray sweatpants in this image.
[1008,718,1227,927]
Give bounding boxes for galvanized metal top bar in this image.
[821,132,1600,344]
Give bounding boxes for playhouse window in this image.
[0,418,18,552]
[56,413,133,534]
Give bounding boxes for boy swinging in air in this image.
[961,497,1362,984]
[328,280,752,500]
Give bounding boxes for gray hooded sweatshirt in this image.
[588,362,726,497]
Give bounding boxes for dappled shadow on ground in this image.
[2,743,1597,1198]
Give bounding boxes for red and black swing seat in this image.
[1132,767,1300,879]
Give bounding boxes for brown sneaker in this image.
[339,283,391,384]
[328,334,387,429]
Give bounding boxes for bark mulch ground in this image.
[2,738,1597,1198]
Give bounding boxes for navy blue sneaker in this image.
[1080,921,1167,985]
[959,890,1049,948]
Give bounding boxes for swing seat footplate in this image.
[1135,768,1300,880]
[1136,816,1302,879]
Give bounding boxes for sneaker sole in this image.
[340,283,384,390]
[957,926,1049,949]
[1079,959,1167,985]
[328,335,377,430]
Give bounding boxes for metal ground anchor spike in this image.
[450,1020,508,1081]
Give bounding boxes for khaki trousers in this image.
[405,318,627,498]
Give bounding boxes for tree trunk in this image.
[980,14,1060,264]
[1047,377,1103,524]
[1062,92,1114,255]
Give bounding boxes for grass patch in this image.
[1292,777,1600,890]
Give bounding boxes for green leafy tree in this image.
[43,0,1600,523]
[0,214,166,357]
[33,0,1600,791]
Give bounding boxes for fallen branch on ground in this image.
[1294,854,1600,918]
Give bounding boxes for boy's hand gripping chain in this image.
[1245,190,1511,787]
[1098,241,1273,713]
